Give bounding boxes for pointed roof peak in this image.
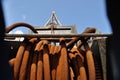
[52,11,55,14]
[44,11,62,26]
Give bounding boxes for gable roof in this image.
[44,11,62,26]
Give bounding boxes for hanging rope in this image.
[7,22,103,80]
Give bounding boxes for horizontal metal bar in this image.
[4,38,72,42]
[40,38,72,42]
[35,27,71,30]
[5,33,112,38]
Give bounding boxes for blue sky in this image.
[3,0,112,34]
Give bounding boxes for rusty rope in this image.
[8,27,104,80]
[6,22,38,33]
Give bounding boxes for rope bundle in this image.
[9,38,96,80]
[7,22,98,80]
